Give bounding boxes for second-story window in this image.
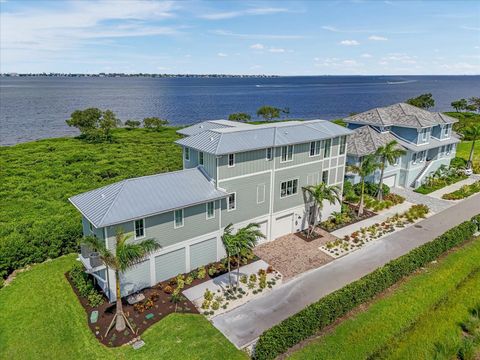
[310,141,321,157]
[420,128,429,142]
[266,147,273,161]
[206,201,215,219]
[174,209,184,228]
[199,151,204,165]
[228,153,235,167]
[280,179,298,198]
[324,139,331,158]
[281,145,293,162]
[322,170,329,184]
[184,147,190,161]
[134,219,145,239]
[339,136,347,155]
[227,193,236,211]
[444,124,451,137]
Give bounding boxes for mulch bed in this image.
[67,254,259,347]
[296,229,323,242]
[319,203,377,232]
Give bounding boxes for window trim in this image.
[266,147,273,161]
[309,141,321,157]
[339,136,347,155]
[446,144,452,155]
[88,221,94,233]
[280,145,294,163]
[206,201,215,220]
[280,178,299,198]
[184,147,190,161]
[198,151,204,165]
[134,218,145,240]
[228,153,235,168]
[174,209,184,229]
[324,138,332,158]
[257,184,266,204]
[227,192,236,212]
[444,124,450,137]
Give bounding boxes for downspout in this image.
[104,227,112,302]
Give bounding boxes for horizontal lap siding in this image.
[120,260,151,296]
[190,238,217,270]
[155,248,186,283]
[218,149,272,180]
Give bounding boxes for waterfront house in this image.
[344,103,460,188]
[69,119,352,300]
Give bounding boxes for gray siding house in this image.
[344,103,460,188]
[70,119,351,301]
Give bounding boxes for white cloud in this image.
[250,43,265,50]
[368,35,388,41]
[211,30,306,39]
[339,40,360,46]
[200,7,289,20]
[361,53,373,58]
[314,57,361,68]
[462,26,480,31]
[217,52,228,57]
[322,25,370,33]
[269,47,285,53]
[381,53,417,64]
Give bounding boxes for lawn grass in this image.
[457,140,480,168]
[289,237,480,360]
[0,128,183,278]
[0,254,246,360]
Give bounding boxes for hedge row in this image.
[254,216,479,360]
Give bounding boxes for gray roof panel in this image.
[69,167,228,228]
[177,120,252,136]
[347,125,405,157]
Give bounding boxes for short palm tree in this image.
[463,124,480,170]
[375,140,406,200]
[221,224,236,290]
[347,154,380,216]
[81,230,160,335]
[302,182,341,238]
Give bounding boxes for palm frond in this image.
[117,238,161,272]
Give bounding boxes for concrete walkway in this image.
[391,187,452,213]
[212,193,480,349]
[428,174,480,199]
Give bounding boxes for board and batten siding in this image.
[120,259,150,296]
[82,216,104,240]
[183,148,216,179]
[218,149,272,180]
[105,201,220,250]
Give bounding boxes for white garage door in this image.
[190,238,217,270]
[257,221,268,244]
[384,175,396,188]
[272,213,293,240]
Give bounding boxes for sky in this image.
[1,0,479,75]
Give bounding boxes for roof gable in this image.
[347,125,405,157]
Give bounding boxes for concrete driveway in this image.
[212,193,480,349]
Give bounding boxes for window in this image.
[227,193,236,211]
[174,209,184,228]
[339,136,347,155]
[322,170,329,184]
[444,124,450,137]
[280,179,298,198]
[420,128,429,142]
[412,152,418,164]
[184,147,190,161]
[198,152,204,165]
[257,184,266,204]
[134,219,145,239]
[206,201,215,219]
[418,150,426,163]
[309,141,321,157]
[446,144,453,155]
[324,139,331,158]
[393,157,399,166]
[88,222,94,233]
[228,153,235,167]
[266,147,273,161]
[281,145,293,162]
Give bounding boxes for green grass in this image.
[0,254,246,360]
[289,237,480,360]
[0,128,183,278]
[447,111,480,137]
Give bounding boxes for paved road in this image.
[212,193,480,349]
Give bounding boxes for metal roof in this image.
[344,103,458,128]
[175,120,352,155]
[177,120,252,136]
[347,125,405,157]
[69,167,228,228]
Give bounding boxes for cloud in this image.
[368,35,388,41]
[339,40,360,46]
[361,53,373,58]
[211,30,305,39]
[250,43,265,50]
[381,53,417,64]
[314,57,361,68]
[322,25,370,33]
[200,7,289,20]
[269,47,285,53]
[462,26,480,31]
[217,52,228,57]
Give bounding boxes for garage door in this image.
[272,213,293,240]
[190,238,217,270]
[257,221,268,244]
[384,175,396,188]
[120,260,150,296]
[155,248,186,283]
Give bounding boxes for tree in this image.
[302,183,341,238]
[347,154,380,216]
[406,93,435,109]
[81,230,160,334]
[99,110,121,140]
[228,113,251,122]
[466,104,477,112]
[469,97,480,112]
[66,108,120,141]
[221,224,236,290]
[143,117,169,130]
[374,141,406,200]
[463,124,480,170]
[256,106,281,121]
[124,120,141,129]
[451,98,468,112]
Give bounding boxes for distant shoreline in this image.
[1,74,479,78]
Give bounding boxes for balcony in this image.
[79,245,103,269]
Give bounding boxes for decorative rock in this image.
[132,340,145,350]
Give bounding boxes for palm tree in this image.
[463,124,480,170]
[374,140,406,200]
[347,154,380,216]
[302,182,341,238]
[81,230,160,335]
[221,224,236,291]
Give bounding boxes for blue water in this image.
[1,75,479,145]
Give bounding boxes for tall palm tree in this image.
[374,140,406,200]
[463,124,480,170]
[302,182,341,238]
[347,154,380,216]
[81,230,160,335]
[221,224,236,291]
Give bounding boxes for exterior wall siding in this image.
[218,149,272,180]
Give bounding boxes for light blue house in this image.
[344,103,460,188]
[69,119,351,301]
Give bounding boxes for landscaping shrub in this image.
[442,181,480,200]
[254,218,478,360]
[353,182,390,197]
[450,157,467,169]
[69,263,105,307]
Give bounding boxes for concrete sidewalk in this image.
[212,193,480,349]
